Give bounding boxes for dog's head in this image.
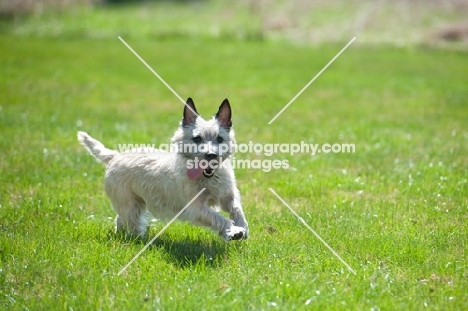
[171,98,236,180]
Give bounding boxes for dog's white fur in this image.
[78,98,248,241]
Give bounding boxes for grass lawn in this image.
[1,2,467,310]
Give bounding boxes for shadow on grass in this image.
[106,228,230,268]
[150,234,229,268]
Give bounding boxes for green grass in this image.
[1,1,468,310]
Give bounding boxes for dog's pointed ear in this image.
[183,98,198,126]
[216,99,232,128]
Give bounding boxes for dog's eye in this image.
[216,136,224,143]
[192,136,202,143]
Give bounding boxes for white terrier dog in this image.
[78,98,248,241]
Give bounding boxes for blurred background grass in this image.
[1,0,468,47]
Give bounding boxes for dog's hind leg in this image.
[106,186,148,239]
[113,200,148,240]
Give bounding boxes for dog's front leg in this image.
[221,188,249,239]
[186,202,246,241]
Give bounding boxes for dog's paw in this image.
[242,228,249,239]
[224,226,246,241]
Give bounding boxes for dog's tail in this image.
[77,131,119,165]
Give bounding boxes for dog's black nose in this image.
[206,153,217,160]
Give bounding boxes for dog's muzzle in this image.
[203,168,215,178]
[203,154,218,178]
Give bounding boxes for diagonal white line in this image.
[268,188,357,275]
[118,188,206,276]
[268,37,356,124]
[117,36,199,117]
